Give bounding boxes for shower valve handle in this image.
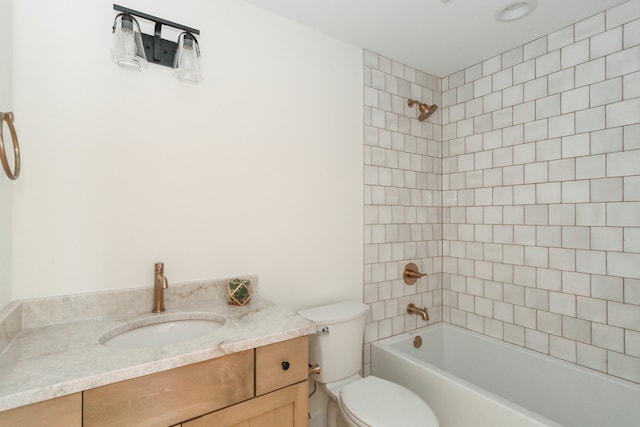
[403,263,426,285]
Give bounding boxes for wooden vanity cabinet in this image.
[85,336,309,427]
[0,336,308,427]
[184,336,309,427]
[0,393,82,427]
[182,380,307,427]
[83,349,255,427]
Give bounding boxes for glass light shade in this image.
[111,14,148,71]
[173,32,203,84]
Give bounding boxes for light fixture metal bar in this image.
[113,4,200,35]
[140,33,177,67]
[153,22,163,63]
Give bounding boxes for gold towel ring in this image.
[0,111,21,180]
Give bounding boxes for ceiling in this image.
[243,0,630,77]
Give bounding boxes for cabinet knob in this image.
[281,361,290,371]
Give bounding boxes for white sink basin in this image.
[100,312,225,349]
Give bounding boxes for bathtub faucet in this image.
[407,303,429,321]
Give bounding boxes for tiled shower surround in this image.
[363,1,640,384]
[363,50,444,374]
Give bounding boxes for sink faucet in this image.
[152,262,169,313]
[407,303,429,321]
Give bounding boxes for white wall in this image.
[10,0,363,311]
[0,0,12,309]
[0,0,11,109]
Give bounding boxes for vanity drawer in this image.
[83,349,254,427]
[0,393,81,427]
[255,336,308,396]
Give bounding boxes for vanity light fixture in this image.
[111,4,202,84]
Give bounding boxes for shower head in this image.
[418,103,437,121]
[408,99,438,122]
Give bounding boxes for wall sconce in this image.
[111,4,202,84]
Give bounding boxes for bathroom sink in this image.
[100,312,225,349]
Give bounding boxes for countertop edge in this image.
[0,323,316,412]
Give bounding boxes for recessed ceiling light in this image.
[495,1,537,22]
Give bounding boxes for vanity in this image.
[0,276,315,426]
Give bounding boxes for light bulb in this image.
[122,30,137,62]
[173,33,202,84]
[110,14,147,71]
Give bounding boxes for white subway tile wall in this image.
[363,50,443,375]
[364,2,640,383]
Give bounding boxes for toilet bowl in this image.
[325,374,438,427]
[299,301,439,427]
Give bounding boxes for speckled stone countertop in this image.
[0,276,316,412]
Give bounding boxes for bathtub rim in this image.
[372,323,640,427]
[372,324,559,427]
[373,323,640,390]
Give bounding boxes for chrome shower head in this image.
[408,99,438,122]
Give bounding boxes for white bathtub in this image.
[371,324,640,427]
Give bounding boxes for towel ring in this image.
[0,111,21,180]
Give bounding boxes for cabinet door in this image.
[0,393,81,427]
[184,381,308,427]
[84,350,254,427]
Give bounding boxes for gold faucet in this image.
[407,303,429,321]
[152,262,169,313]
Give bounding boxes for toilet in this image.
[299,301,439,427]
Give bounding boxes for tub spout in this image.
[407,303,429,321]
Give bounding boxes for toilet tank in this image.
[298,301,369,383]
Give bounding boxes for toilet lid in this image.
[339,376,439,427]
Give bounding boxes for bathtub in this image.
[371,324,640,427]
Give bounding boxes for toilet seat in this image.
[339,376,439,427]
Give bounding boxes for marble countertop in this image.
[0,277,316,412]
